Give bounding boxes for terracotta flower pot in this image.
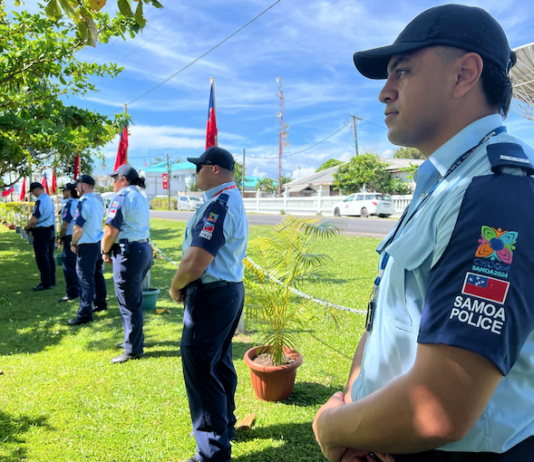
[8,224,15,230]
[244,345,303,402]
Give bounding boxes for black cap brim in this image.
[187,157,202,165]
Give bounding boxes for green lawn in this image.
[0,219,380,462]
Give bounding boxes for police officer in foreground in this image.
[24,182,56,291]
[313,4,534,462]
[57,183,79,303]
[67,174,107,326]
[101,164,152,364]
[170,147,248,462]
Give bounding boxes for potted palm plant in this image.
[243,216,346,401]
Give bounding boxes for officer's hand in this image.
[57,238,63,246]
[103,254,112,265]
[169,286,184,303]
[70,245,77,254]
[341,449,395,462]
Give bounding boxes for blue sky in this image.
[9,0,534,180]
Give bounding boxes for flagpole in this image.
[211,77,218,147]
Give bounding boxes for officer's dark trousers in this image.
[62,235,79,298]
[112,242,153,355]
[33,226,56,288]
[76,242,107,321]
[393,435,534,461]
[181,281,245,462]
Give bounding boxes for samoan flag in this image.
[462,272,510,304]
[41,173,50,195]
[114,125,129,172]
[1,186,14,197]
[205,79,218,149]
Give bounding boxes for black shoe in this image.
[32,284,50,291]
[92,306,107,313]
[111,352,144,364]
[59,295,78,303]
[116,342,146,349]
[67,317,92,326]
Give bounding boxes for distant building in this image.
[283,158,424,196]
[140,161,196,199]
[240,176,279,198]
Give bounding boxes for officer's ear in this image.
[212,165,222,175]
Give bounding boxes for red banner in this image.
[51,169,57,195]
[74,156,80,180]
[114,126,128,172]
[19,178,26,201]
[42,174,50,195]
[206,79,218,149]
[162,173,168,190]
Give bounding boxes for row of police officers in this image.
[24,165,152,364]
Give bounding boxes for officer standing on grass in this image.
[101,164,152,364]
[313,4,534,462]
[67,174,107,326]
[24,182,56,291]
[57,183,79,303]
[170,146,248,462]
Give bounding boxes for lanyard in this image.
[365,125,507,331]
[212,185,237,198]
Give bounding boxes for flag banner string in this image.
[148,238,368,315]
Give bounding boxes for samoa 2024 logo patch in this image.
[471,226,518,279]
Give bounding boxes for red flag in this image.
[51,169,57,195]
[41,173,50,195]
[114,126,128,171]
[205,79,218,149]
[74,156,80,180]
[19,178,26,201]
[2,186,14,197]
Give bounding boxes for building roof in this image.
[142,161,196,173]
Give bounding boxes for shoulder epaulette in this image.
[217,193,229,206]
[487,142,534,176]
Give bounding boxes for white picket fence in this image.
[243,193,413,217]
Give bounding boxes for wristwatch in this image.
[101,249,111,255]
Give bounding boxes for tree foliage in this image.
[255,177,278,194]
[393,147,425,159]
[333,153,412,195]
[0,1,160,187]
[316,158,343,172]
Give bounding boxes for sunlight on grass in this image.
[0,219,380,461]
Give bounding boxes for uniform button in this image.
[420,193,427,199]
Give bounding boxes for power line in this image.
[283,122,351,158]
[126,0,282,107]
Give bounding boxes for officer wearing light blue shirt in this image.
[24,182,56,291]
[67,175,107,325]
[170,147,248,462]
[313,5,534,462]
[58,183,80,303]
[101,164,152,364]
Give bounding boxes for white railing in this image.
[243,193,413,216]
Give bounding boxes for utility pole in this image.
[241,149,245,197]
[166,153,171,211]
[350,115,362,156]
[276,77,284,197]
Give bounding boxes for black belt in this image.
[194,280,240,290]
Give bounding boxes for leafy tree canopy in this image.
[333,153,412,195]
[0,0,161,187]
[393,147,425,159]
[255,177,277,194]
[316,158,343,173]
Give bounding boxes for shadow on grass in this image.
[281,381,342,407]
[0,410,52,462]
[234,422,322,462]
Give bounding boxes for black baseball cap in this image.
[353,4,513,80]
[110,164,139,182]
[60,183,76,192]
[29,182,44,192]
[188,147,235,172]
[75,174,95,186]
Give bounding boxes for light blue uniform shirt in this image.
[75,193,104,244]
[33,193,55,228]
[105,186,150,242]
[61,198,79,236]
[182,182,248,283]
[351,114,534,453]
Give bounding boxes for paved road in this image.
[151,210,398,238]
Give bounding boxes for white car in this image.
[333,193,395,218]
[177,195,204,211]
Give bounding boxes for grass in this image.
[0,219,380,462]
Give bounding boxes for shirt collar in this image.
[428,114,504,177]
[203,181,236,201]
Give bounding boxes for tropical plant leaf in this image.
[117,0,133,17]
[45,0,62,21]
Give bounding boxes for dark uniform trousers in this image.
[62,235,79,298]
[393,436,534,461]
[33,226,56,288]
[181,281,245,462]
[76,242,107,321]
[111,241,153,355]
